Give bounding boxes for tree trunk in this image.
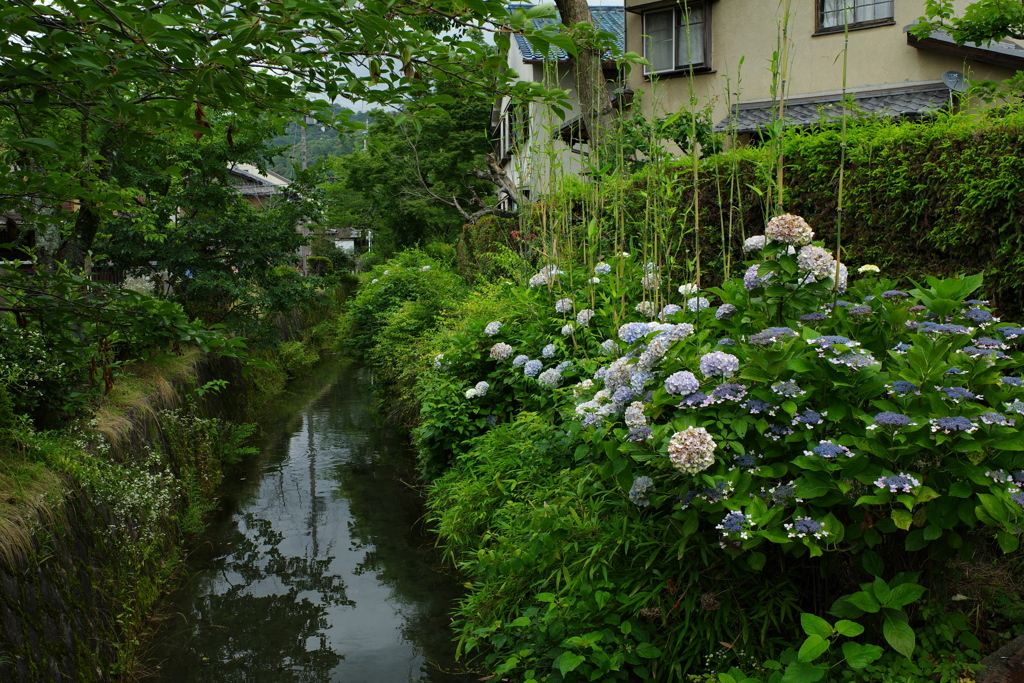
[554,0,615,153]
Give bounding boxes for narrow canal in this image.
[145,361,475,682]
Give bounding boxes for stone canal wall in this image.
[0,355,264,681]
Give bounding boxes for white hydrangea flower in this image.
[797,245,835,280]
[742,235,766,253]
[668,427,717,474]
[474,381,490,396]
[484,321,502,336]
[678,283,698,296]
[765,214,814,246]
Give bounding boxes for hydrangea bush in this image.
[421,216,1024,679]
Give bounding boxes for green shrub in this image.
[306,255,333,275]
[277,340,320,376]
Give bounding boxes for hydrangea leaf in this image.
[882,609,916,658]
[780,660,826,683]
[887,583,927,609]
[841,641,883,669]
[557,652,586,676]
[997,530,1020,554]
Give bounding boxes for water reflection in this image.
[146,363,474,682]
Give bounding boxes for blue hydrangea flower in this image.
[1012,492,1024,508]
[945,366,967,375]
[716,304,737,320]
[742,398,775,415]
[595,262,612,275]
[975,336,1007,349]
[810,335,857,354]
[965,308,995,324]
[769,482,800,506]
[1002,376,1024,387]
[612,386,635,405]
[848,305,872,317]
[770,380,805,398]
[512,354,529,367]
[806,440,853,459]
[881,290,910,300]
[828,351,878,370]
[718,338,737,346]
[792,410,824,428]
[699,351,740,378]
[556,360,574,373]
[800,312,827,323]
[716,512,752,538]
[629,476,655,506]
[678,391,709,408]
[888,380,920,396]
[686,296,711,312]
[660,304,682,320]
[630,370,654,392]
[1007,399,1024,415]
[627,427,653,443]
[702,481,733,504]
[554,298,573,314]
[999,326,1024,340]
[537,368,562,388]
[542,344,557,358]
[870,411,914,429]
[484,321,502,336]
[734,453,761,468]
[766,423,794,441]
[891,342,912,354]
[961,346,1010,359]
[678,490,699,509]
[706,383,748,404]
[600,339,617,354]
[523,360,543,377]
[618,322,651,344]
[749,327,798,346]
[785,517,826,539]
[743,264,773,291]
[941,386,977,403]
[664,370,700,395]
[980,412,1016,427]
[929,416,977,434]
[874,473,921,493]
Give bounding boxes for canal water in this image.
[145,361,475,682]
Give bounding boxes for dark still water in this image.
[144,362,475,682]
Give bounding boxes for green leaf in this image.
[891,509,913,531]
[886,583,927,609]
[861,551,884,577]
[800,613,833,639]
[781,660,826,683]
[636,642,661,659]
[842,641,884,669]
[797,634,830,663]
[949,481,973,498]
[558,652,586,676]
[834,620,865,637]
[882,611,916,658]
[747,551,766,571]
[872,577,892,606]
[846,591,880,613]
[998,530,1020,554]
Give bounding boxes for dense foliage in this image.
[347,209,1024,681]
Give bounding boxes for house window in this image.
[642,2,709,76]
[817,0,893,33]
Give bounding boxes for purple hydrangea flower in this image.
[627,426,653,443]
[743,398,775,415]
[612,386,636,405]
[881,290,910,300]
[975,336,1007,349]
[766,423,794,441]
[848,305,872,317]
[705,383,748,405]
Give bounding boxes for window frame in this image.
[639,1,712,77]
[813,0,895,36]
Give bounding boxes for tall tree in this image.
[915,0,1024,43]
[0,0,568,267]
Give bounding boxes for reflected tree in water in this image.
[162,513,353,681]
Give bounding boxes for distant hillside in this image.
[270,109,374,178]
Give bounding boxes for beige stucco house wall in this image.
[624,0,1023,134]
